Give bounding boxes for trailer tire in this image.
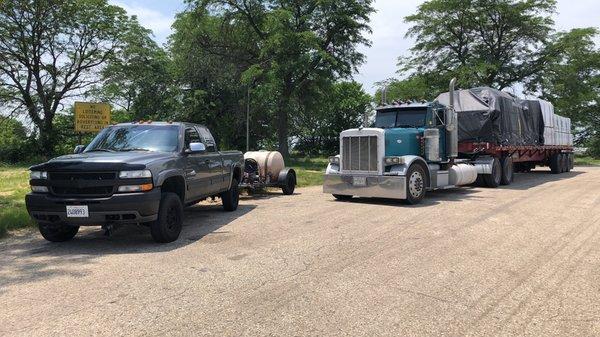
[500,156,514,186]
[549,153,561,174]
[281,171,296,195]
[569,153,574,171]
[405,163,427,205]
[561,154,569,173]
[483,157,502,188]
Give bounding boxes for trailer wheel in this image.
[549,153,561,174]
[569,154,574,171]
[281,171,296,195]
[561,154,569,173]
[483,157,502,188]
[500,156,514,185]
[333,194,353,201]
[405,164,427,205]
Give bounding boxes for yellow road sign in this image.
[74,102,111,133]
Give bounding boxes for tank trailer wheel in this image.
[500,156,514,186]
[483,157,502,188]
[281,171,296,195]
[405,164,427,205]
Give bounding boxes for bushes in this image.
[0,118,34,163]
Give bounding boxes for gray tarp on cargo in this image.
[436,87,535,146]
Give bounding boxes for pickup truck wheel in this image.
[281,172,296,195]
[405,164,427,205]
[483,157,502,188]
[150,193,183,243]
[38,223,79,242]
[500,156,514,185]
[221,178,239,212]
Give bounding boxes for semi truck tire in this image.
[549,153,561,174]
[405,164,427,205]
[221,178,240,212]
[150,193,183,243]
[500,156,514,185]
[38,223,79,242]
[569,154,574,171]
[333,194,353,201]
[483,157,502,188]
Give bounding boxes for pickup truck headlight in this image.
[30,171,48,179]
[119,170,152,179]
[31,186,49,193]
[384,156,405,165]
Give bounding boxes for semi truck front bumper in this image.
[323,174,407,200]
[25,189,161,226]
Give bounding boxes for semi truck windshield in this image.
[375,109,427,128]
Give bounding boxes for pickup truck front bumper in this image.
[25,189,161,226]
[323,174,407,200]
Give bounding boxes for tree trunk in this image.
[38,117,55,157]
[277,81,293,159]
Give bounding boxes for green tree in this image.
[401,0,556,91]
[0,118,30,163]
[527,28,600,154]
[0,0,133,156]
[294,81,372,155]
[190,0,375,158]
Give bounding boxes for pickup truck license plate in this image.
[66,205,89,218]
[353,176,367,187]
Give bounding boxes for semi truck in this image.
[323,79,574,204]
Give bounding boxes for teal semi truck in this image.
[323,79,574,204]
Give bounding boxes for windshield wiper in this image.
[119,148,151,152]
[86,149,115,153]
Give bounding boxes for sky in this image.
[112,0,600,94]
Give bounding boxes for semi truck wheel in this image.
[38,223,79,242]
[561,154,569,173]
[549,153,561,174]
[150,193,184,243]
[483,157,502,188]
[221,178,240,212]
[569,154,574,171]
[405,164,427,205]
[500,156,514,185]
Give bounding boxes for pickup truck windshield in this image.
[375,109,427,128]
[86,125,180,153]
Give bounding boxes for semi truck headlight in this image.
[30,171,48,179]
[31,186,49,193]
[329,156,340,164]
[384,157,405,165]
[119,170,152,179]
[118,184,153,193]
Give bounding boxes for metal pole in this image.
[246,87,250,153]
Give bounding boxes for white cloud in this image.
[111,1,175,44]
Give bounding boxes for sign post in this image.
[74,102,111,133]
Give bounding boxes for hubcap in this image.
[409,171,424,198]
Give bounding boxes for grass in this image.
[0,167,34,238]
[575,155,600,166]
[288,157,328,188]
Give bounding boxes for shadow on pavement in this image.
[0,203,256,291]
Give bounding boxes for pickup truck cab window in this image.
[184,127,202,149]
[197,126,217,152]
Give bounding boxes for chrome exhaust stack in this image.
[446,78,458,159]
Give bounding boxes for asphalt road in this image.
[1,167,600,336]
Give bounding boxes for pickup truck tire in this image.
[483,157,502,188]
[281,172,296,195]
[405,164,427,205]
[150,193,183,243]
[38,223,79,242]
[221,178,239,212]
[500,156,514,186]
[333,194,353,201]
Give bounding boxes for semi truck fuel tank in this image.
[449,164,478,186]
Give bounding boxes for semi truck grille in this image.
[48,172,117,197]
[342,136,378,172]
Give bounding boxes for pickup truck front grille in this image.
[48,172,117,197]
[342,136,378,172]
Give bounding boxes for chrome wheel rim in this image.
[409,171,424,198]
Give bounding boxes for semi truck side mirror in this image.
[186,142,206,154]
[74,145,86,154]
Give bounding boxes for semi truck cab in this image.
[324,79,482,204]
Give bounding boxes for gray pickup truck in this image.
[26,122,244,243]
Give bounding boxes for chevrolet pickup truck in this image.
[26,122,244,243]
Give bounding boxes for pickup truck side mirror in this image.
[74,145,86,154]
[186,142,206,154]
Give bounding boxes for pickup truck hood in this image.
[31,151,175,171]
